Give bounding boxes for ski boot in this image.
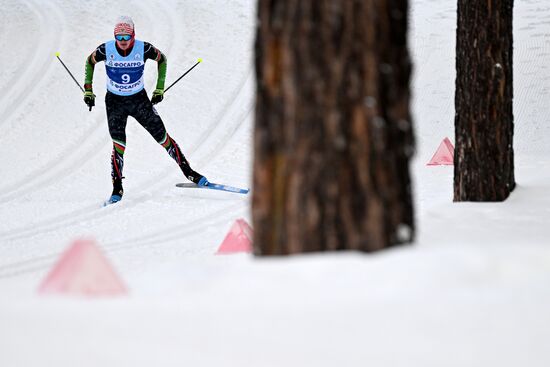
[108,177,124,204]
[180,164,209,186]
[189,171,209,186]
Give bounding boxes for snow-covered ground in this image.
[1,1,549,366]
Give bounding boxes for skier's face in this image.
[115,34,133,50]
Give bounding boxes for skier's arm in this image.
[156,54,167,90]
[145,42,167,104]
[83,44,105,109]
[144,42,167,90]
[84,44,106,91]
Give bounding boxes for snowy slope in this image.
[1,1,550,366]
[0,0,255,268]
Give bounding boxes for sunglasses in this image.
[115,34,132,41]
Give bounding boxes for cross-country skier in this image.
[83,16,208,204]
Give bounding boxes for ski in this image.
[176,182,249,194]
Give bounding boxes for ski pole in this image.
[55,52,93,111]
[55,52,85,93]
[164,58,202,93]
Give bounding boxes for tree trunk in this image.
[454,0,515,201]
[253,0,414,255]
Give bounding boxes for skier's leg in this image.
[110,141,125,199]
[131,90,208,185]
[158,132,208,184]
[106,92,129,200]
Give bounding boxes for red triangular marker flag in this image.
[427,137,455,165]
[38,239,127,296]
[216,219,253,254]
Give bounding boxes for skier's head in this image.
[114,16,135,50]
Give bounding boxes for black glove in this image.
[84,90,96,111]
[151,88,164,105]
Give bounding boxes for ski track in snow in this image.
[0,200,245,279]
[0,2,40,113]
[0,0,62,127]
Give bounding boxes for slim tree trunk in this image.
[253,0,414,255]
[454,0,515,201]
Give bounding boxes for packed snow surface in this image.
[1,0,549,366]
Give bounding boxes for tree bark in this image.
[253,0,414,255]
[454,0,515,201]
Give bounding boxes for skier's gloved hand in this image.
[83,89,95,111]
[151,88,164,105]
